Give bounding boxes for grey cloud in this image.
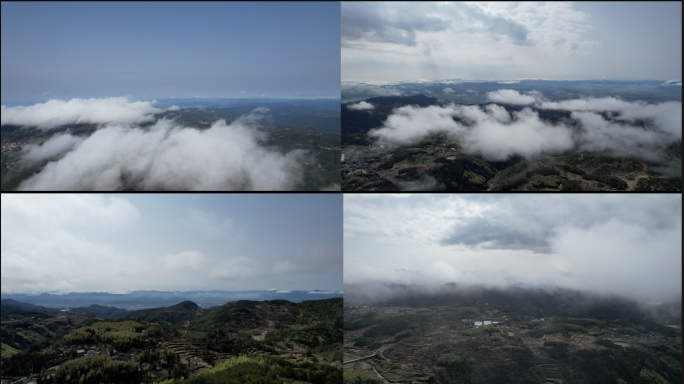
[438,195,682,254]
[463,7,531,46]
[342,3,451,46]
[341,84,404,98]
[344,194,682,302]
[441,217,553,254]
[342,2,530,47]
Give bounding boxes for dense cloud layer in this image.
[17,109,308,191]
[1,97,167,129]
[368,90,682,161]
[344,194,682,302]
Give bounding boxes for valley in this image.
[343,288,682,384]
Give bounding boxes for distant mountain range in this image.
[0,289,343,310]
[344,94,438,108]
[151,97,341,109]
[1,296,343,330]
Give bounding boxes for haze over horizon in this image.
[342,2,681,82]
[1,2,340,103]
[344,194,682,303]
[1,194,343,294]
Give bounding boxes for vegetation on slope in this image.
[149,354,342,384]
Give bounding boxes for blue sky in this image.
[1,194,342,293]
[1,2,341,103]
[342,2,682,82]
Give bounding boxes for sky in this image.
[1,194,343,293]
[1,2,340,103]
[341,2,682,82]
[344,194,682,302]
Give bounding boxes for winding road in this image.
[343,351,375,364]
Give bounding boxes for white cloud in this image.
[347,101,375,111]
[568,111,679,160]
[1,97,164,129]
[442,87,455,94]
[486,89,543,104]
[1,194,140,231]
[539,97,682,139]
[273,245,342,275]
[167,105,180,111]
[1,195,142,293]
[369,92,681,161]
[16,109,309,191]
[242,91,247,94]
[368,103,574,160]
[21,134,85,163]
